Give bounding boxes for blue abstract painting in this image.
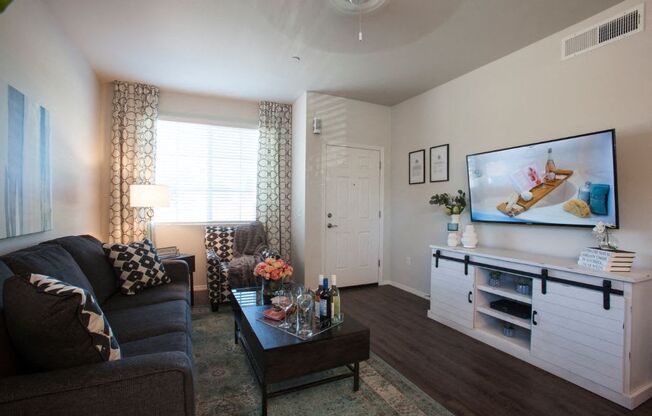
[1,82,52,239]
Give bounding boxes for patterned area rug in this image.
[192,306,452,416]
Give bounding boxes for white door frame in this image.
[321,143,385,285]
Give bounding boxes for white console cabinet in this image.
[428,245,652,409]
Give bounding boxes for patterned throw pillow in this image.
[3,274,121,371]
[205,226,235,261]
[103,239,170,295]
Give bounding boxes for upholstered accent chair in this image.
[205,222,280,311]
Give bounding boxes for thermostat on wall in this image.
[313,117,322,134]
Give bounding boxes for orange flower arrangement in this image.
[254,258,293,281]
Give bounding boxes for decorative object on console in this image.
[578,247,635,272]
[129,184,170,243]
[592,221,618,250]
[429,189,467,246]
[103,239,170,295]
[514,277,531,295]
[502,322,515,338]
[446,232,459,247]
[0,82,51,240]
[429,189,467,215]
[489,271,502,287]
[461,225,478,248]
[3,274,120,371]
[408,149,425,184]
[429,144,449,182]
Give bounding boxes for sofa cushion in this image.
[102,281,189,312]
[44,235,117,304]
[3,274,121,371]
[1,244,95,296]
[120,331,192,358]
[103,239,170,295]
[0,260,22,377]
[105,300,190,343]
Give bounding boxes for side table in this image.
[164,254,196,306]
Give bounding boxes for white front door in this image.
[325,145,381,287]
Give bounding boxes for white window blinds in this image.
[154,119,259,223]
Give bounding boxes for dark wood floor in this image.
[339,284,652,416]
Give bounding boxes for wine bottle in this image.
[331,274,340,322]
[319,277,331,327]
[314,276,324,317]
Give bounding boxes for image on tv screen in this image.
[466,130,617,227]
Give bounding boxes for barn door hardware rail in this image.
[432,251,623,310]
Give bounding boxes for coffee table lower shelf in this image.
[238,330,360,415]
[233,303,370,416]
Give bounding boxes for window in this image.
[154,119,259,223]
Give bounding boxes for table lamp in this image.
[129,184,170,243]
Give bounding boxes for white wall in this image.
[291,92,307,283]
[298,92,392,287]
[390,0,652,294]
[0,0,102,254]
[152,90,259,289]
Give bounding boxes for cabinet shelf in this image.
[476,306,532,330]
[476,320,530,351]
[477,284,532,304]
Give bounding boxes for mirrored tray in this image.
[257,310,344,341]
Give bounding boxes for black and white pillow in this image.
[103,239,170,295]
[205,226,235,261]
[3,274,121,371]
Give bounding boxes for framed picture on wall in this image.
[408,149,426,185]
[430,144,449,182]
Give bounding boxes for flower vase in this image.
[446,214,461,247]
[262,279,282,305]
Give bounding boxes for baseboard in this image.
[381,280,430,300]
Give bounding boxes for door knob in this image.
[327,223,338,229]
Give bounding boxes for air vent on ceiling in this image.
[562,4,644,60]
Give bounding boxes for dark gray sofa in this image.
[0,235,195,416]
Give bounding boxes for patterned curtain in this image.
[256,101,292,260]
[109,81,159,243]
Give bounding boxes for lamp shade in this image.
[129,184,170,208]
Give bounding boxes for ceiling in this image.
[42,0,622,106]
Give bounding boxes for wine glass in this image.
[277,288,294,330]
[296,290,314,338]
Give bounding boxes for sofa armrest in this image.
[0,352,194,416]
[163,259,190,285]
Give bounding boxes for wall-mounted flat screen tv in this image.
[466,129,618,227]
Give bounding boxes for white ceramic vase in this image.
[461,225,478,248]
[447,232,459,247]
[446,214,461,247]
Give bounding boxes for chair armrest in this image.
[0,352,194,416]
[163,259,190,285]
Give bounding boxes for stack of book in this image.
[157,246,180,258]
[577,247,636,272]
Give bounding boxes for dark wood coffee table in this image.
[230,287,370,416]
